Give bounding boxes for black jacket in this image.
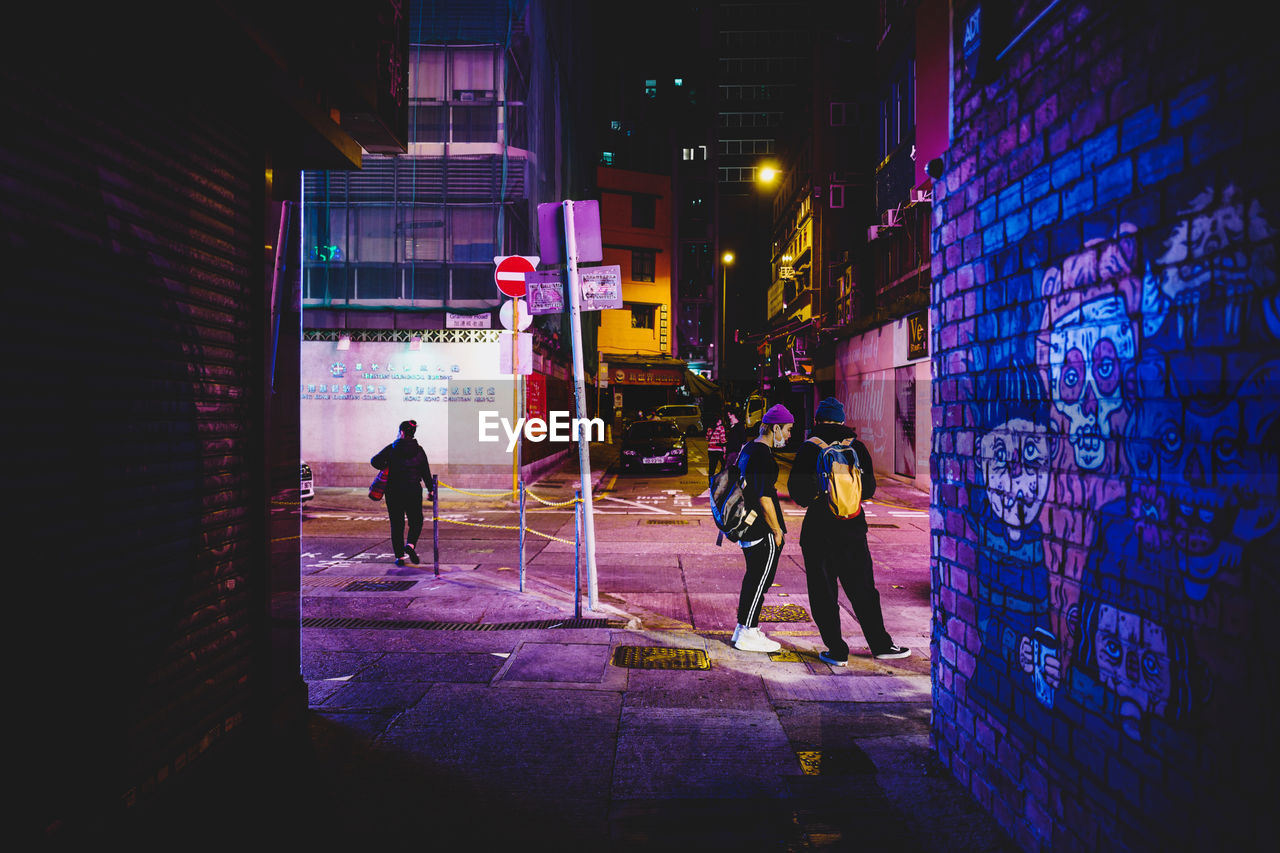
[737,439,786,542]
[371,437,433,497]
[787,422,876,545]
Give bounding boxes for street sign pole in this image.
[562,200,598,611]
[512,296,521,497]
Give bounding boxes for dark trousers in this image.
[801,533,892,658]
[385,489,424,558]
[738,533,780,627]
[707,448,725,474]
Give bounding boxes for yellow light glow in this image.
[758,166,778,183]
[723,252,735,264]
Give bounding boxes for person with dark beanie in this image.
[788,397,910,664]
[371,419,435,566]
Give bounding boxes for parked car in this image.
[742,394,766,430]
[300,461,314,502]
[619,420,687,474]
[654,403,704,436]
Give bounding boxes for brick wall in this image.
[930,2,1279,849]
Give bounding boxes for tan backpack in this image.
[807,436,863,518]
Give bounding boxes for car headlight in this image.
[672,446,685,455]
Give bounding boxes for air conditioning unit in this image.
[883,207,900,227]
[455,89,495,102]
[910,188,933,203]
[867,225,887,240]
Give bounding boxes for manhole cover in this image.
[611,646,710,670]
[645,519,689,525]
[342,580,418,592]
[795,748,878,776]
[760,604,809,622]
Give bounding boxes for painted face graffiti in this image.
[980,417,1051,537]
[1140,183,1277,341]
[1129,360,1280,599]
[1094,604,1173,741]
[1049,296,1136,470]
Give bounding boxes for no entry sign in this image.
[493,255,539,298]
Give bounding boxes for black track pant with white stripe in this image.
[737,533,780,627]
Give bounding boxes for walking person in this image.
[371,419,436,567]
[705,404,731,475]
[787,397,910,664]
[731,403,795,653]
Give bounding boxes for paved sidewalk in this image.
[265,443,1014,850]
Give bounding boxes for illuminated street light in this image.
[757,165,779,183]
[720,251,734,382]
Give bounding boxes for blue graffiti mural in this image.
[967,183,1278,742]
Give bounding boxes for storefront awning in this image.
[683,369,721,398]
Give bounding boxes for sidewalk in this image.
[274,442,1012,850]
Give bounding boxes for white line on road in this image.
[597,495,675,514]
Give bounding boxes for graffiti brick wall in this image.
[931,2,1278,849]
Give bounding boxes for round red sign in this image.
[494,255,535,297]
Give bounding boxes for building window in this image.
[410,103,447,143]
[601,151,615,165]
[451,47,496,94]
[306,205,347,262]
[632,249,656,282]
[451,267,492,301]
[409,47,446,100]
[644,79,657,98]
[404,207,445,261]
[631,195,656,228]
[453,105,498,142]
[628,303,657,329]
[352,207,396,262]
[450,207,496,262]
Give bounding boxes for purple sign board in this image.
[537,200,603,265]
[579,265,623,311]
[524,271,565,315]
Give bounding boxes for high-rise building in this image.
[594,3,720,388]
[713,0,815,392]
[300,0,595,486]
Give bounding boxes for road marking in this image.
[596,495,674,514]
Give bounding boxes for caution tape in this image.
[434,516,576,545]
[524,490,581,508]
[437,481,514,499]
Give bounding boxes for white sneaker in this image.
[735,627,781,653]
[731,623,744,645]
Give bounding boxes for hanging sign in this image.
[579,265,623,311]
[525,271,566,315]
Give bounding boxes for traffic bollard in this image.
[431,473,440,577]
[518,481,526,592]
[574,488,582,619]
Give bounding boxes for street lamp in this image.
[720,251,734,383]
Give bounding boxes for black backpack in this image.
[709,451,758,545]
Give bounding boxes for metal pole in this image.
[512,298,521,498]
[518,481,526,592]
[574,488,582,619]
[563,200,599,611]
[431,473,440,577]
